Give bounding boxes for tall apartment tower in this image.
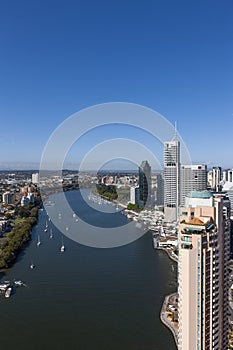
[164,140,180,222]
[178,191,231,350]
[180,164,207,206]
[139,160,151,208]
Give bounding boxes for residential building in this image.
[21,195,30,206]
[2,191,16,205]
[178,190,230,350]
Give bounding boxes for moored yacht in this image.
[0,281,10,291]
[14,280,25,287]
[37,235,41,246]
[44,221,48,232]
[60,235,65,252]
[5,287,12,298]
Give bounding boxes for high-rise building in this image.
[2,191,16,205]
[155,173,164,206]
[178,191,230,350]
[228,169,233,183]
[130,186,139,205]
[222,181,233,214]
[222,169,233,183]
[32,173,39,185]
[212,166,222,191]
[138,160,151,208]
[222,169,229,183]
[180,164,207,206]
[164,140,180,222]
[207,170,213,189]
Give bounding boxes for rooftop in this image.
[187,190,213,199]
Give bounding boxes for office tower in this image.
[180,164,207,206]
[212,166,222,191]
[178,191,230,350]
[155,173,164,206]
[138,160,151,208]
[164,140,180,222]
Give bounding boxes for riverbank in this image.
[160,293,178,348]
[0,199,41,270]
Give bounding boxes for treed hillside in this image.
[0,199,40,269]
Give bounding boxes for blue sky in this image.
[0,0,233,169]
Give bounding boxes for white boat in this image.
[60,236,65,252]
[30,262,35,269]
[5,287,12,298]
[0,281,10,291]
[14,280,25,287]
[37,235,41,246]
[50,228,53,239]
[44,221,48,232]
[73,213,76,218]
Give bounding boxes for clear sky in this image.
[0,0,233,169]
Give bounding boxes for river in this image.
[0,189,177,350]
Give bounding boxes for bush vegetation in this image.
[96,184,118,200]
[126,203,141,212]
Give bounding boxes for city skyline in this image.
[1,1,233,168]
